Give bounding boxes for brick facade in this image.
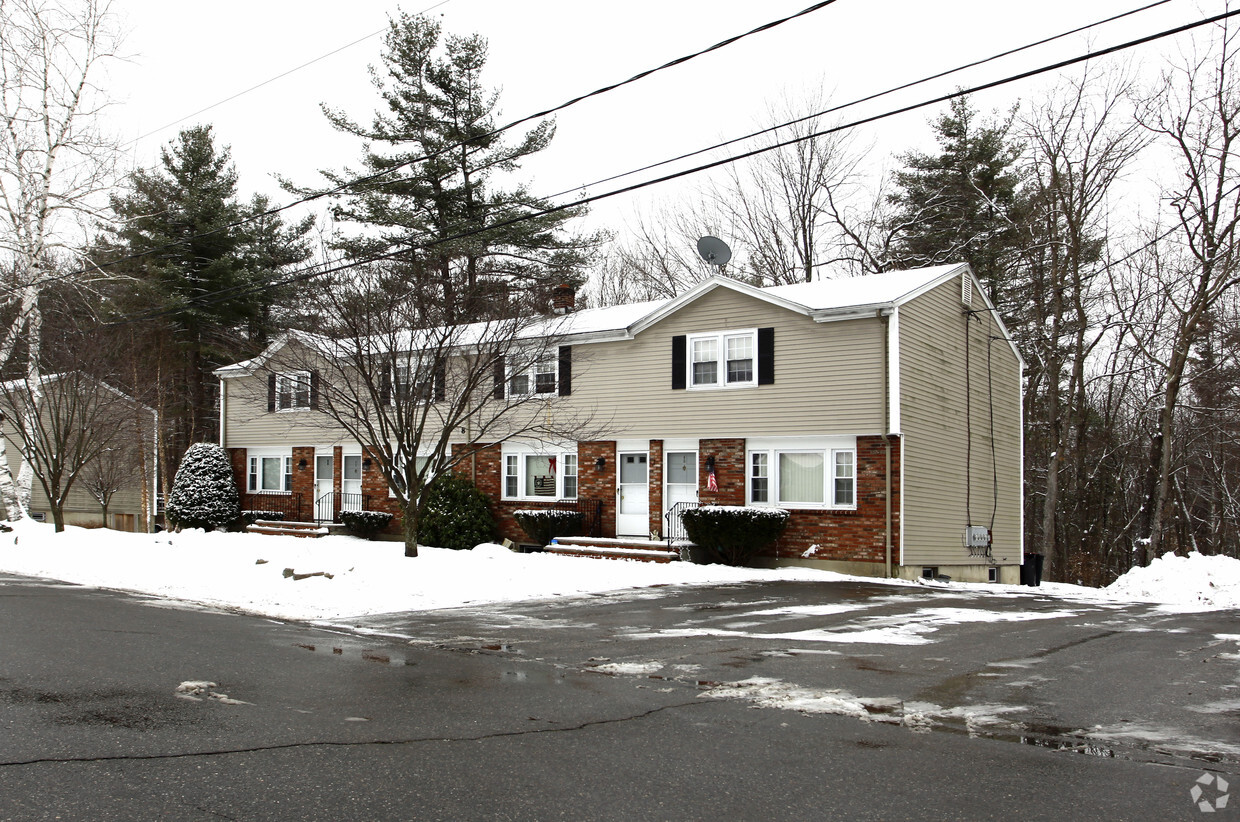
[227,435,902,563]
[766,436,901,566]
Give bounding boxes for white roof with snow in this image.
[217,263,980,376]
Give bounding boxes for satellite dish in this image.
[697,235,732,268]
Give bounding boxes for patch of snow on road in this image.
[700,677,1028,736]
[591,661,665,676]
[1106,551,1240,611]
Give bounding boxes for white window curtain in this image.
[778,452,824,504]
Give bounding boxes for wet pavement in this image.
[0,573,1237,820]
[339,579,1240,769]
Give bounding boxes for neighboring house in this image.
[0,373,158,532]
[215,263,1023,582]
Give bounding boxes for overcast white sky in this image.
[101,0,1228,239]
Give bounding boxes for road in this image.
[0,572,1235,820]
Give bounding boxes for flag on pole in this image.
[707,468,718,492]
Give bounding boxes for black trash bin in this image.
[1021,553,1045,586]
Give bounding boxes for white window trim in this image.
[686,328,758,390]
[247,449,293,494]
[275,371,312,412]
[507,354,558,398]
[745,436,857,510]
[391,359,440,405]
[501,444,579,501]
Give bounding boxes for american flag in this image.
[707,468,718,492]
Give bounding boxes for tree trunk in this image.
[402,503,419,558]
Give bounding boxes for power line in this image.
[543,0,1176,203]
[106,5,1240,330]
[21,0,845,299]
[121,0,456,149]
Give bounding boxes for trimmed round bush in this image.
[340,509,394,540]
[166,443,240,531]
[513,508,584,547]
[419,474,493,550]
[680,505,790,566]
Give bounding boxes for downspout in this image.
[218,377,227,446]
[879,309,893,578]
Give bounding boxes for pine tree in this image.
[105,127,313,474]
[165,443,239,530]
[887,96,1025,307]
[302,12,596,321]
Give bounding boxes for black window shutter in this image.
[671,335,687,390]
[758,327,775,385]
[434,363,446,402]
[558,346,572,396]
[493,356,506,400]
[310,371,320,409]
[379,361,392,405]
[267,373,277,412]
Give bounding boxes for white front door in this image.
[314,454,334,521]
[664,451,698,538]
[342,454,363,512]
[616,452,649,536]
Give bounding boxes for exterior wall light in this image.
[595,456,606,471]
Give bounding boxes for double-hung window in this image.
[276,372,311,410]
[503,448,578,500]
[747,439,856,509]
[248,453,292,493]
[509,357,557,396]
[687,330,757,389]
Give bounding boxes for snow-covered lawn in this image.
[0,520,1236,621]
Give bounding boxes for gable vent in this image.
[961,274,973,306]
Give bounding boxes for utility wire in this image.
[106,5,1240,329]
[49,0,1170,302]
[543,0,1175,203]
[19,0,845,300]
[120,0,456,149]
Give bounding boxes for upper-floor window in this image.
[509,357,558,396]
[689,330,756,388]
[495,347,572,400]
[673,328,772,390]
[391,361,443,404]
[276,371,312,411]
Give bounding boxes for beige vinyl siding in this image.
[898,275,1023,567]
[562,287,887,439]
[223,343,353,448]
[223,371,352,448]
[3,418,152,528]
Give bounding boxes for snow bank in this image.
[1107,551,1240,610]
[0,520,843,621]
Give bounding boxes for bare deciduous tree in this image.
[0,0,121,519]
[251,270,608,557]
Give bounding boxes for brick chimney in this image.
[551,284,575,315]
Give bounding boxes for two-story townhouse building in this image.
[215,263,1023,582]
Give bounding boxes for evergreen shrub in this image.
[340,510,393,540]
[166,443,240,531]
[418,474,493,550]
[513,508,584,547]
[680,505,790,566]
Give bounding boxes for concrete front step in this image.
[545,535,682,563]
[246,519,329,538]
